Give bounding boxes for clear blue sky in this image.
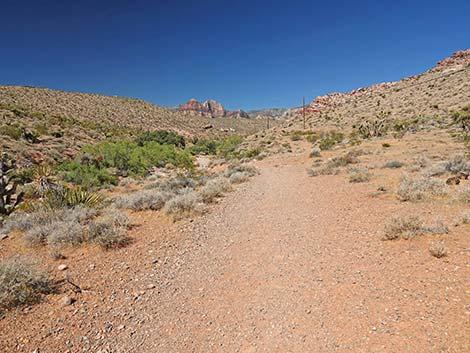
[1,0,469,110]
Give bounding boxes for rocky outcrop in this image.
[431,49,470,72]
[179,99,250,119]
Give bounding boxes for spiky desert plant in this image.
[64,187,104,208]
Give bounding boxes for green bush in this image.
[135,130,186,148]
[59,162,118,189]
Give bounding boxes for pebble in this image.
[57,264,68,271]
[0,233,8,240]
[60,296,75,307]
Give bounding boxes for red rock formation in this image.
[179,99,249,119]
[431,49,470,72]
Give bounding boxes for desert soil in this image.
[1,137,469,353]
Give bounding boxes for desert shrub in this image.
[60,139,194,187]
[135,130,186,148]
[188,138,218,155]
[46,221,86,247]
[424,219,449,234]
[24,223,55,246]
[201,177,232,203]
[160,177,197,192]
[217,136,243,158]
[114,189,171,211]
[0,256,54,311]
[424,155,470,177]
[164,189,204,220]
[59,162,118,188]
[423,161,449,177]
[87,208,130,249]
[318,131,344,150]
[456,186,470,204]
[307,165,340,176]
[451,105,470,131]
[229,172,250,184]
[241,147,262,159]
[409,155,430,171]
[429,241,448,258]
[348,166,371,183]
[383,161,404,169]
[224,164,258,178]
[397,175,447,201]
[384,216,424,240]
[0,123,24,139]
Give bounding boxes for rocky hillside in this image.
[179,98,250,119]
[247,107,289,119]
[0,87,268,166]
[283,50,470,130]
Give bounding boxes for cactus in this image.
[0,154,24,215]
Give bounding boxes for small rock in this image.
[57,264,68,271]
[60,296,75,307]
[0,233,8,240]
[146,284,156,290]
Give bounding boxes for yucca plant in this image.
[64,187,104,208]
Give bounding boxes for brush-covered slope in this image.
[285,50,470,131]
[0,86,268,165]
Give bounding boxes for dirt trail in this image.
[116,152,468,352]
[2,149,469,352]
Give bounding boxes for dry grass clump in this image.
[164,189,205,220]
[397,175,447,201]
[456,186,470,204]
[114,189,171,211]
[348,166,371,183]
[383,216,425,240]
[429,241,448,258]
[200,177,232,203]
[0,256,54,311]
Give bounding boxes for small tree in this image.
[0,154,24,215]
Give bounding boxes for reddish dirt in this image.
[1,135,469,352]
